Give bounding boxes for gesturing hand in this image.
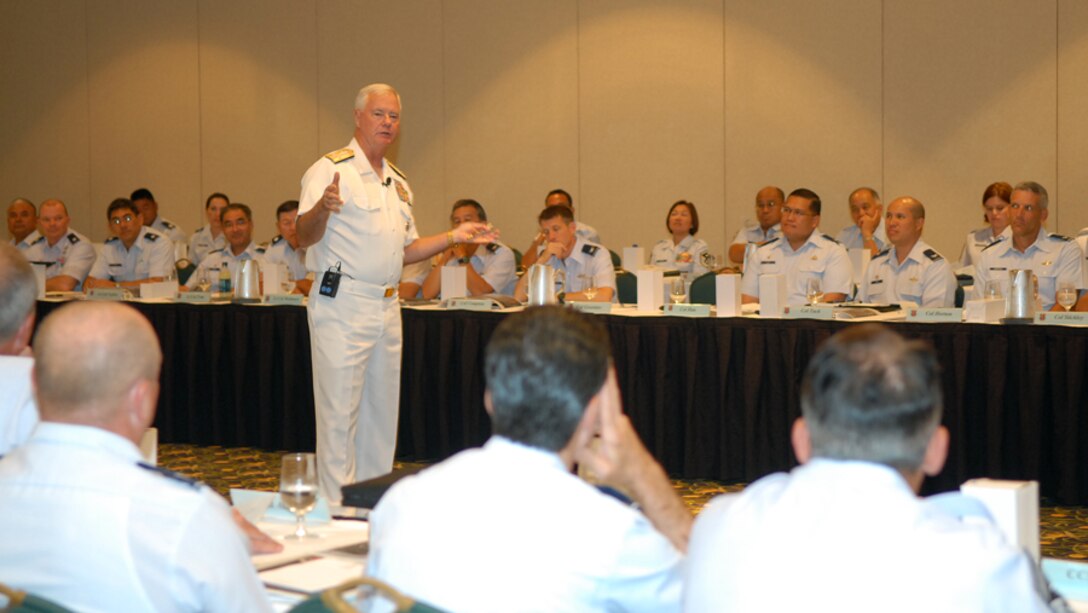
[452,221,500,244]
[322,172,344,214]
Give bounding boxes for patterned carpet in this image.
[161,443,1088,560]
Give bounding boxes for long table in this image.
[34,300,1088,503]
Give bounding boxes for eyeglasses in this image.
[1009,203,1039,213]
[109,214,135,225]
[781,206,814,217]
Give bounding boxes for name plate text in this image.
[447,298,493,312]
[1035,311,1088,326]
[664,303,711,317]
[88,288,128,301]
[783,305,833,320]
[179,291,213,303]
[570,301,612,314]
[906,308,963,323]
[267,293,305,306]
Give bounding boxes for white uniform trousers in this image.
[307,276,401,504]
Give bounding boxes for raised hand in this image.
[452,221,499,244]
[322,172,343,214]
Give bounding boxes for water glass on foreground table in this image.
[280,452,319,540]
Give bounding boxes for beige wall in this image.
[3,0,1086,260]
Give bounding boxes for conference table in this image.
[34,299,1088,504]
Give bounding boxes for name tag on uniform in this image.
[906,308,963,323]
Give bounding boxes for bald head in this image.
[884,196,926,249]
[34,302,161,431]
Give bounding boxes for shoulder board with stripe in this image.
[255,246,266,254]
[209,248,225,255]
[138,462,201,489]
[30,235,45,246]
[981,240,1003,252]
[582,244,600,256]
[144,232,159,242]
[821,234,841,244]
[486,243,499,253]
[271,235,284,245]
[324,148,355,164]
[67,233,80,244]
[161,219,176,230]
[389,161,408,180]
[873,248,891,259]
[1049,233,1072,242]
[761,237,780,247]
[923,248,943,261]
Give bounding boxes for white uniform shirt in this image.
[461,242,517,295]
[9,230,41,251]
[88,227,175,282]
[575,221,600,244]
[22,229,97,290]
[836,218,888,251]
[262,235,308,281]
[860,240,957,307]
[0,355,36,456]
[0,422,272,612]
[650,235,709,275]
[684,459,1049,612]
[729,223,782,248]
[399,259,431,298]
[973,227,1084,309]
[369,436,682,613]
[741,232,854,305]
[546,236,617,295]
[1076,227,1088,288]
[151,216,187,244]
[187,225,226,266]
[191,242,267,288]
[299,139,418,286]
[959,226,1011,270]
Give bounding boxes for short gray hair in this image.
[354,83,401,111]
[0,244,37,344]
[1013,181,1049,209]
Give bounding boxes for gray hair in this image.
[0,244,37,344]
[354,83,401,111]
[1013,181,1049,209]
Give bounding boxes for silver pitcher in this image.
[1004,269,1036,323]
[526,263,558,306]
[234,259,262,303]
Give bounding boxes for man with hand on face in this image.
[22,199,97,292]
[514,204,616,303]
[188,192,230,267]
[741,188,853,306]
[419,199,516,298]
[520,189,601,269]
[837,187,887,257]
[85,198,175,290]
[7,198,39,250]
[729,186,784,265]
[189,203,265,289]
[860,196,957,308]
[263,200,312,295]
[296,83,497,503]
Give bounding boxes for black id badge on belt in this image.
[320,265,342,298]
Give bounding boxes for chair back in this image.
[689,272,718,304]
[616,271,637,304]
[0,583,74,613]
[288,576,447,613]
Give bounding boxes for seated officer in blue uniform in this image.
[514,204,616,303]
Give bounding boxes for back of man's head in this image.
[484,306,610,451]
[34,302,162,428]
[801,324,941,471]
[0,244,37,353]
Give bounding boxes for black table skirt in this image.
[34,301,1088,503]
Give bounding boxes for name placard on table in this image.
[783,305,833,320]
[88,288,128,301]
[266,293,305,306]
[906,308,963,323]
[1036,311,1088,326]
[446,297,493,312]
[664,303,711,318]
[569,301,612,314]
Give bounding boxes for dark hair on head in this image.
[106,198,138,220]
[276,200,299,218]
[130,188,155,202]
[539,204,574,225]
[220,202,252,223]
[546,189,573,208]
[485,306,611,451]
[205,192,230,209]
[801,324,942,471]
[451,198,487,222]
[981,181,1012,224]
[665,200,700,236]
[789,188,822,215]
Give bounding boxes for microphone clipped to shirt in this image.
[383,177,392,187]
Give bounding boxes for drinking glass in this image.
[194,269,212,293]
[985,281,1003,300]
[1057,282,1077,312]
[279,452,319,540]
[670,278,687,304]
[581,275,598,301]
[805,278,822,305]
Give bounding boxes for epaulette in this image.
[324,148,354,164]
[981,240,1002,252]
[161,219,176,230]
[389,161,408,180]
[105,236,119,244]
[195,225,206,233]
[29,235,45,246]
[582,244,600,256]
[271,235,284,245]
[761,237,780,247]
[923,248,943,262]
[1049,233,1072,242]
[486,243,499,253]
[873,248,891,259]
[137,462,201,490]
[255,246,266,254]
[821,234,841,244]
[67,233,80,244]
[144,233,159,242]
[209,248,225,255]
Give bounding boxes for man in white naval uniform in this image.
[860,196,957,308]
[84,198,175,291]
[297,83,496,503]
[684,324,1052,612]
[973,181,1085,311]
[22,199,96,292]
[514,204,616,303]
[187,192,230,267]
[420,199,517,298]
[836,186,887,256]
[742,188,853,306]
[131,187,187,244]
[728,185,783,265]
[520,188,601,269]
[189,203,266,289]
[0,301,274,612]
[263,200,312,295]
[7,198,39,249]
